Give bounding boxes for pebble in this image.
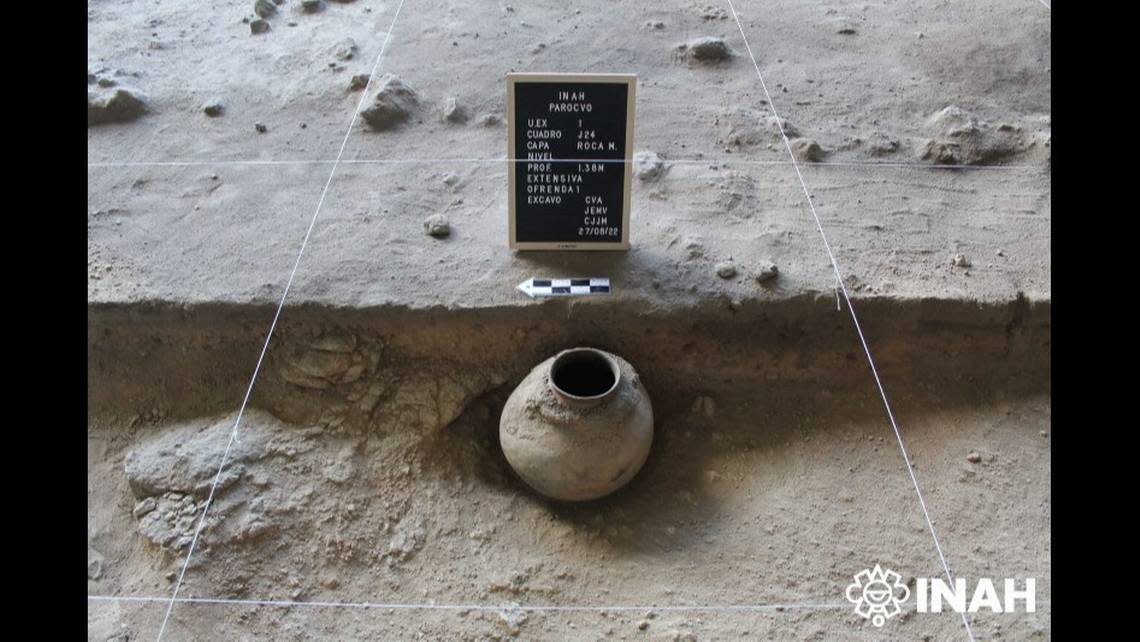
[714,260,737,279]
[685,36,733,62]
[790,138,825,162]
[359,74,418,131]
[952,253,972,268]
[633,150,666,181]
[302,0,321,11]
[255,122,267,133]
[424,214,450,237]
[755,260,779,283]
[334,38,357,61]
[202,99,224,117]
[442,96,469,124]
[88,86,148,125]
[349,74,370,91]
[966,451,982,463]
[250,19,270,34]
[254,0,276,19]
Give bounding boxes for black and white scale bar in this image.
[517,278,611,299]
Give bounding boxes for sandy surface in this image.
[88,0,1051,310]
[88,0,1051,639]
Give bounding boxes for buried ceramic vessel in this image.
[499,347,654,501]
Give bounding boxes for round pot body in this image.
[499,347,654,501]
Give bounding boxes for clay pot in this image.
[499,347,654,501]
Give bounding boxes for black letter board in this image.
[507,73,636,250]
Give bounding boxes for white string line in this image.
[93,594,848,613]
[724,1,978,640]
[153,0,409,639]
[1037,0,1050,9]
[86,157,1043,171]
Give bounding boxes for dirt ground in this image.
[88,0,1050,639]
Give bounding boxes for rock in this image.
[136,491,205,550]
[88,86,147,126]
[441,96,468,123]
[633,151,666,181]
[202,99,224,117]
[790,138,825,162]
[88,548,104,580]
[966,451,982,463]
[123,412,276,498]
[254,0,276,18]
[918,105,1028,165]
[638,620,650,630]
[250,18,270,34]
[714,261,737,279]
[755,260,779,284]
[497,603,528,635]
[387,520,426,562]
[279,334,369,389]
[334,38,357,61]
[424,214,450,237]
[255,122,267,133]
[682,36,733,62]
[478,113,502,127]
[302,0,321,11]
[359,74,418,131]
[133,497,158,519]
[442,173,460,187]
[349,73,370,91]
[952,253,972,268]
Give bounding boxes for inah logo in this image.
[845,565,1038,627]
[845,565,909,627]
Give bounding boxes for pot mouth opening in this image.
[550,348,620,400]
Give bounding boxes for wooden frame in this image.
[507,72,637,251]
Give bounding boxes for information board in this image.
[507,73,636,250]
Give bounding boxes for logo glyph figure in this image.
[845,564,910,626]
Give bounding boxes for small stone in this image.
[966,451,982,463]
[478,113,502,127]
[633,151,666,181]
[754,260,779,284]
[996,249,1005,257]
[715,261,737,279]
[442,96,468,124]
[302,0,321,11]
[790,138,825,162]
[255,122,267,133]
[334,38,357,61]
[952,253,972,268]
[254,0,277,18]
[88,86,148,126]
[359,74,418,131]
[97,77,117,88]
[1039,430,1047,437]
[442,173,460,187]
[202,100,224,117]
[250,18,270,34]
[684,36,733,62]
[424,214,450,237]
[637,620,650,631]
[133,497,158,519]
[349,74,370,91]
[835,18,858,35]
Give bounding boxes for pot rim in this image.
[548,347,622,406]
